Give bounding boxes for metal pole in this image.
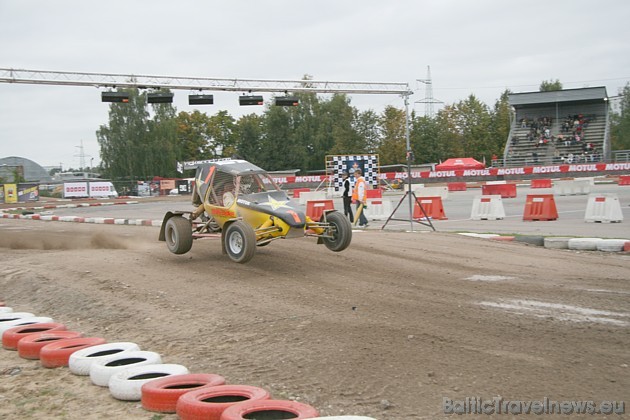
[404,92,414,232]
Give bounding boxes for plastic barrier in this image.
[470,195,505,220]
[482,183,517,198]
[619,175,630,186]
[305,200,335,222]
[414,186,449,200]
[584,194,624,223]
[447,182,467,192]
[523,194,558,221]
[413,196,447,220]
[365,199,392,221]
[554,179,591,196]
[298,191,326,205]
[365,189,382,199]
[531,179,552,188]
[292,188,310,198]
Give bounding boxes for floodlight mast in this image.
[0,68,409,95]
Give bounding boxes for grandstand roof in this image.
[509,86,608,106]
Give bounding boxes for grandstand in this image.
[504,87,610,167]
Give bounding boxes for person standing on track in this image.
[341,171,354,223]
[352,168,369,227]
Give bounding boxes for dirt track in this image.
[1,219,629,419]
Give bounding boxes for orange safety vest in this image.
[352,176,366,202]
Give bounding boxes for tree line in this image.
[96,81,630,180]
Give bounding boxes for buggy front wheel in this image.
[165,216,193,255]
[322,211,352,252]
[223,221,256,263]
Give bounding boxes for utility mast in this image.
[74,140,88,170]
[415,66,443,118]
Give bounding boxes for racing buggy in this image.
[159,159,352,263]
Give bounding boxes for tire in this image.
[69,342,140,376]
[219,399,319,420]
[40,337,107,368]
[322,211,352,252]
[90,350,162,387]
[597,239,628,252]
[0,317,55,338]
[176,385,270,420]
[165,216,193,255]
[2,322,67,351]
[544,237,571,249]
[141,373,226,413]
[568,237,602,251]
[224,221,256,263]
[514,235,545,246]
[17,330,83,360]
[109,363,189,401]
[0,312,35,322]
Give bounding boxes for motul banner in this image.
[269,163,630,185]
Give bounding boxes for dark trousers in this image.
[355,201,368,225]
[343,196,354,223]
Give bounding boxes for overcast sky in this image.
[1,0,629,169]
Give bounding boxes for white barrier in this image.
[412,185,449,200]
[299,191,327,205]
[365,198,392,221]
[584,194,624,223]
[554,179,591,196]
[470,195,505,220]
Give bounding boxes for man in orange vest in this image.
[352,168,369,227]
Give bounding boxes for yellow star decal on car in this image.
[260,195,292,210]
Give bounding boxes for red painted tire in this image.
[17,331,83,360]
[141,373,226,413]
[2,323,67,350]
[219,399,319,420]
[40,337,107,368]
[176,385,270,420]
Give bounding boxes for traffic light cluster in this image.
[101,91,299,106]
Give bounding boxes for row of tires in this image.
[0,305,375,419]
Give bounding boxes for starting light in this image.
[147,92,174,104]
[274,96,299,106]
[101,92,129,103]
[188,94,214,105]
[239,95,264,106]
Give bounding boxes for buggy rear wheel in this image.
[323,211,352,252]
[165,216,193,255]
[224,221,256,263]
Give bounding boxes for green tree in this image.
[540,79,563,91]
[611,83,630,150]
[489,89,513,162]
[175,110,214,162]
[377,106,407,165]
[354,109,381,153]
[410,114,442,164]
[235,113,264,163]
[97,88,150,180]
[207,111,236,158]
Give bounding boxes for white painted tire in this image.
[0,317,55,337]
[568,238,602,251]
[89,351,162,387]
[597,239,628,252]
[69,342,140,376]
[544,237,572,249]
[0,312,35,322]
[0,307,13,313]
[108,363,189,401]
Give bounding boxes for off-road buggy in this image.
[159,159,352,263]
